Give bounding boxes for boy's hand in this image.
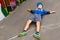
[50,10,56,14]
[27,9,31,12]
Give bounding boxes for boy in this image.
[18,2,55,39]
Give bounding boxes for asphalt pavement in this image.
[0,0,60,40]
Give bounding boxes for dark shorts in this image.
[29,14,41,22]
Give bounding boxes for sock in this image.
[35,32,39,35]
[22,30,26,32]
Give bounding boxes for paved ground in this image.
[0,0,60,40]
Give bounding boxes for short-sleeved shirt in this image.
[32,8,47,16]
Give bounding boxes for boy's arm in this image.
[27,9,34,13]
[45,10,56,15]
[45,11,50,15]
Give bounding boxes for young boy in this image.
[18,2,55,39]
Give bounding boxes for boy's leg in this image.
[33,21,41,39]
[24,19,32,31]
[36,21,41,32]
[18,20,32,37]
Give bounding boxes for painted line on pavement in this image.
[8,35,18,40]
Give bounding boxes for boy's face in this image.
[38,4,43,9]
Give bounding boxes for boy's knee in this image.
[36,21,40,23]
[27,20,32,24]
[36,21,41,24]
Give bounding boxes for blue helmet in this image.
[36,2,43,7]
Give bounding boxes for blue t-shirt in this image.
[32,8,47,16]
